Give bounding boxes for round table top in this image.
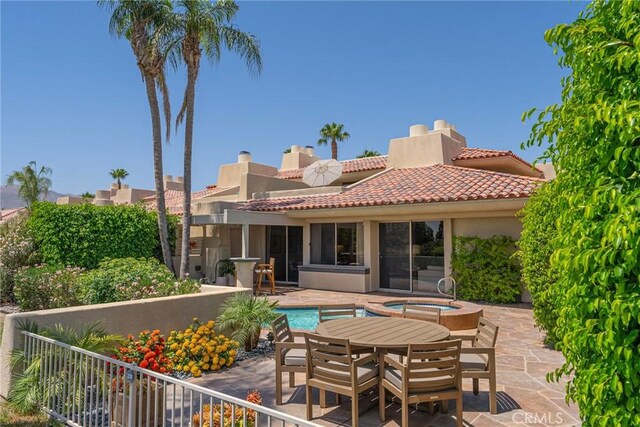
[315,317,450,349]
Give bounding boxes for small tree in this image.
[217,293,278,351]
[109,168,129,189]
[317,122,350,160]
[356,149,381,158]
[5,161,52,207]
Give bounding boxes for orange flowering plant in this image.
[166,318,239,378]
[114,329,173,374]
[192,390,262,427]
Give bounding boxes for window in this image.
[311,223,364,266]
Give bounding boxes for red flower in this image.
[140,360,149,369]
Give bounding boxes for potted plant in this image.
[216,259,236,286]
[217,293,279,351]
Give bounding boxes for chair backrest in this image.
[271,314,293,344]
[304,333,353,387]
[405,339,462,393]
[473,317,499,349]
[318,304,357,323]
[269,257,275,269]
[402,304,441,324]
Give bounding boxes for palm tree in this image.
[98,0,177,273]
[109,168,129,189]
[318,122,350,160]
[357,149,382,158]
[173,0,262,278]
[5,161,53,208]
[217,293,278,351]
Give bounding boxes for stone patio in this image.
[192,288,580,426]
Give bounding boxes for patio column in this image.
[242,223,250,257]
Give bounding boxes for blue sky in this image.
[1,1,586,195]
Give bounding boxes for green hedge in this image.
[27,202,176,269]
[521,1,640,423]
[517,182,561,344]
[451,235,522,303]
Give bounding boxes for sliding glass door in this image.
[379,223,411,291]
[379,221,445,293]
[266,225,303,284]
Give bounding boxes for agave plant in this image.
[8,320,121,416]
[216,293,279,351]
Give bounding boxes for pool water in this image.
[384,303,456,311]
[275,307,365,330]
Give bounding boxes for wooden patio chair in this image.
[304,333,379,427]
[459,317,499,414]
[379,339,464,427]
[402,303,441,324]
[255,257,275,295]
[272,314,307,405]
[318,304,357,323]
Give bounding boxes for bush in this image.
[217,293,279,351]
[522,2,640,423]
[81,257,200,304]
[114,329,173,374]
[166,318,239,377]
[451,235,522,304]
[26,202,177,269]
[517,182,562,344]
[0,218,40,303]
[13,264,85,311]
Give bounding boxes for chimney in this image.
[238,151,252,163]
[164,174,184,191]
[386,120,467,169]
[280,144,320,171]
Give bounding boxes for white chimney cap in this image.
[238,151,252,163]
[409,124,429,137]
[304,145,315,156]
[434,120,448,130]
[291,145,302,153]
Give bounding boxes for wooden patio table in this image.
[315,317,452,414]
[315,316,451,349]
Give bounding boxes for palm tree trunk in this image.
[179,64,197,279]
[144,75,175,274]
[117,178,121,190]
[331,139,338,160]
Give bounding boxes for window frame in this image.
[310,222,364,267]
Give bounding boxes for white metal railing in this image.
[21,331,319,427]
[437,276,457,300]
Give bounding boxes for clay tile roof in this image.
[276,156,388,180]
[0,207,27,224]
[143,187,229,215]
[453,148,541,173]
[243,164,544,212]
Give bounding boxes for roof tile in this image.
[243,164,544,212]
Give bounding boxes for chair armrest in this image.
[451,333,476,342]
[352,352,376,368]
[460,346,495,356]
[256,263,271,268]
[383,353,406,370]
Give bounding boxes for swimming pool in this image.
[275,307,365,330]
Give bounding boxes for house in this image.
[60,120,550,300]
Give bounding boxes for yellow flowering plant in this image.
[166,318,240,378]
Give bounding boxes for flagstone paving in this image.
[192,289,580,426]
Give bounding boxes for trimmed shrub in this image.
[0,218,40,303]
[26,202,177,269]
[521,1,640,423]
[81,257,200,304]
[517,182,562,344]
[451,235,522,304]
[13,264,85,311]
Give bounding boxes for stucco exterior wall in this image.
[452,216,522,240]
[299,269,371,293]
[0,286,249,398]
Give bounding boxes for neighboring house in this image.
[0,207,27,224]
[59,120,551,300]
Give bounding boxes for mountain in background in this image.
[0,185,74,209]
